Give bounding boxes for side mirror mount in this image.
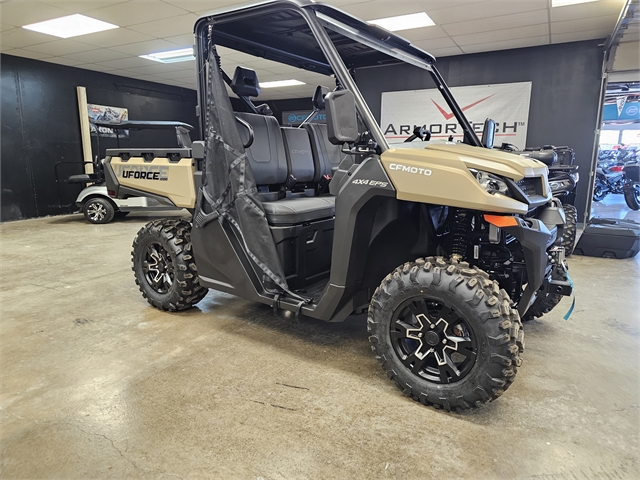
[481,118,496,149]
[325,90,358,145]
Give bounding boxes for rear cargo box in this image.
[574,217,640,259]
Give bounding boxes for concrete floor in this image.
[1,210,638,479]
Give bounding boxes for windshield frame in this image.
[194,0,483,150]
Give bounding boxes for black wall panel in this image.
[1,54,198,222]
[356,40,604,218]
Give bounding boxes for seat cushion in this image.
[262,196,335,225]
[303,123,345,181]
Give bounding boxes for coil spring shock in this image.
[451,210,473,261]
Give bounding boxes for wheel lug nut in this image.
[442,339,447,344]
[430,324,435,329]
[418,333,423,338]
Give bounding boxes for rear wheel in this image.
[562,204,577,256]
[132,219,208,311]
[367,257,524,411]
[83,197,115,224]
[623,186,640,210]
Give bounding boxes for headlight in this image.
[469,169,510,195]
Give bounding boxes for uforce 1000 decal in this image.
[114,164,169,181]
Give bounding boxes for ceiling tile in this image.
[127,13,198,38]
[0,1,69,27]
[442,9,549,37]
[427,0,548,25]
[411,36,458,50]
[2,47,50,59]
[109,38,180,55]
[395,25,450,43]
[423,45,464,57]
[461,34,549,54]
[551,15,619,35]
[23,39,96,55]
[59,47,130,63]
[1,23,17,32]
[74,27,156,48]
[94,55,154,69]
[164,33,194,47]
[453,23,549,47]
[42,56,85,66]
[551,28,614,44]
[339,1,427,21]
[0,27,52,48]
[41,0,128,14]
[162,1,240,14]
[87,0,189,27]
[550,0,625,22]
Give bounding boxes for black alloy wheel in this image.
[83,197,115,224]
[142,242,174,294]
[390,298,477,384]
[132,219,208,311]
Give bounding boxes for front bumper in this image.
[501,209,573,316]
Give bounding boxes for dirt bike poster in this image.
[381,82,532,149]
[87,103,129,138]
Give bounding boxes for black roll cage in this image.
[193,0,482,148]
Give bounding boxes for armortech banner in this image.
[381,82,532,149]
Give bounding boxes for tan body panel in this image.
[381,144,550,215]
[110,156,196,208]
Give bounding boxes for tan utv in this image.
[103,0,573,411]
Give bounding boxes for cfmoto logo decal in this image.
[288,114,298,123]
[115,164,169,181]
[389,163,432,176]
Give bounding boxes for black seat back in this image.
[281,127,315,184]
[304,123,344,180]
[235,112,287,186]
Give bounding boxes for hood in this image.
[391,142,548,181]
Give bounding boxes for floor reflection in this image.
[591,193,640,222]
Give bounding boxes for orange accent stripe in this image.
[484,215,518,228]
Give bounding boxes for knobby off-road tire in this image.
[367,257,524,411]
[132,219,207,311]
[83,197,115,224]
[523,268,569,321]
[623,187,640,211]
[562,204,577,256]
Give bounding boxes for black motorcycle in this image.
[594,160,640,210]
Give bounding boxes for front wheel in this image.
[623,186,640,210]
[562,204,577,256]
[367,257,524,411]
[132,219,208,311]
[593,181,607,202]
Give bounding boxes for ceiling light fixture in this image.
[368,12,435,32]
[552,0,599,7]
[260,79,306,88]
[140,48,195,63]
[22,14,118,39]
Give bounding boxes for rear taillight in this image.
[610,165,624,172]
[108,190,116,197]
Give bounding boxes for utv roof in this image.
[194,0,436,76]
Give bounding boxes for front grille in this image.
[516,177,542,196]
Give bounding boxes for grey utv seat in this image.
[303,123,344,179]
[235,112,335,226]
